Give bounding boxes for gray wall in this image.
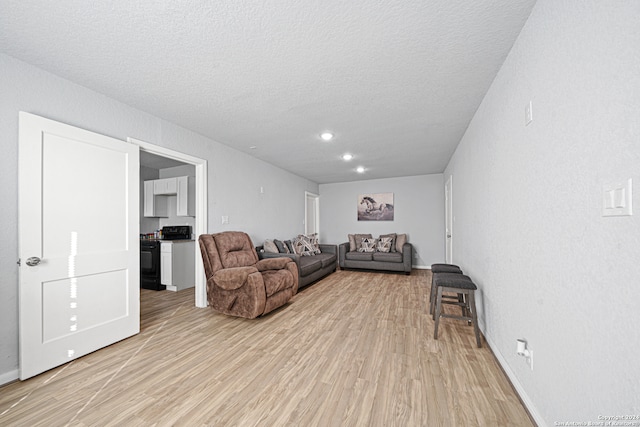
[444,1,640,424]
[0,53,319,383]
[319,174,444,268]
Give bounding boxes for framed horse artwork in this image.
[358,193,394,221]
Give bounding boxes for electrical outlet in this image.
[221,215,229,224]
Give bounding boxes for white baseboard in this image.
[483,333,546,427]
[413,265,430,270]
[0,369,19,386]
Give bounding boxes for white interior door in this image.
[305,192,319,236]
[445,175,453,264]
[18,112,139,380]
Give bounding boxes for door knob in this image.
[26,257,41,266]
[446,234,452,238]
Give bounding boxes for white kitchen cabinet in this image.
[143,176,195,218]
[143,180,168,217]
[160,241,195,292]
[153,177,177,195]
[177,176,195,217]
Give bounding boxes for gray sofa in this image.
[257,244,338,288]
[339,241,412,275]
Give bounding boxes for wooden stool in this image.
[429,264,463,316]
[433,273,481,348]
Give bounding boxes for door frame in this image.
[445,175,453,264]
[129,138,208,308]
[304,191,320,236]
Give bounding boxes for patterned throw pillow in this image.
[379,233,397,252]
[354,233,373,251]
[306,233,321,254]
[358,237,377,253]
[376,236,393,253]
[292,234,320,256]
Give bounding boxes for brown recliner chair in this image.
[198,231,298,318]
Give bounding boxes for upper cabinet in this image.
[144,176,194,217]
[153,177,177,195]
[176,176,195,217]
[144,180,167,217]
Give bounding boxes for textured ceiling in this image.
[0,0,536,183]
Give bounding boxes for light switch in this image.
[602,179,632,216]
[221,215,229,224]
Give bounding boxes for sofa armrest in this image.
[319,244,337,255]
[338,242,350,268]
[402,243,413,273]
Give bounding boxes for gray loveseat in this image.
[257,243,337,288]
[339,234,412,275]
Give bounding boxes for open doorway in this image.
[129,138,208,308]
[305,192,320,237]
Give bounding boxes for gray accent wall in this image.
[444,1,640,424]
[0,53,318,383]
[319,174,445,268]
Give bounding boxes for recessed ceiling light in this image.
[249,146,257,150]
[342,153,353,161]
[320,132,334,141]
[356,166,365,173]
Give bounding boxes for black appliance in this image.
[140,240,164,290]
[162,225,192,240]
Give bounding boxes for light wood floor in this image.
[0,269,534,426]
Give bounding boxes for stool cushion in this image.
[431,264,462,274]
[431,263,460,269]
[433,273,477,290]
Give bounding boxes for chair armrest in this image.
[213,266,258,290]
[255,257,293,271]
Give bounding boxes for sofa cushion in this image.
[372,252,403,263]
[318,253,337,269]
[376,237,393,253]
[358,237,377,253]
[298,255,323,276]
[345,251,373,261]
